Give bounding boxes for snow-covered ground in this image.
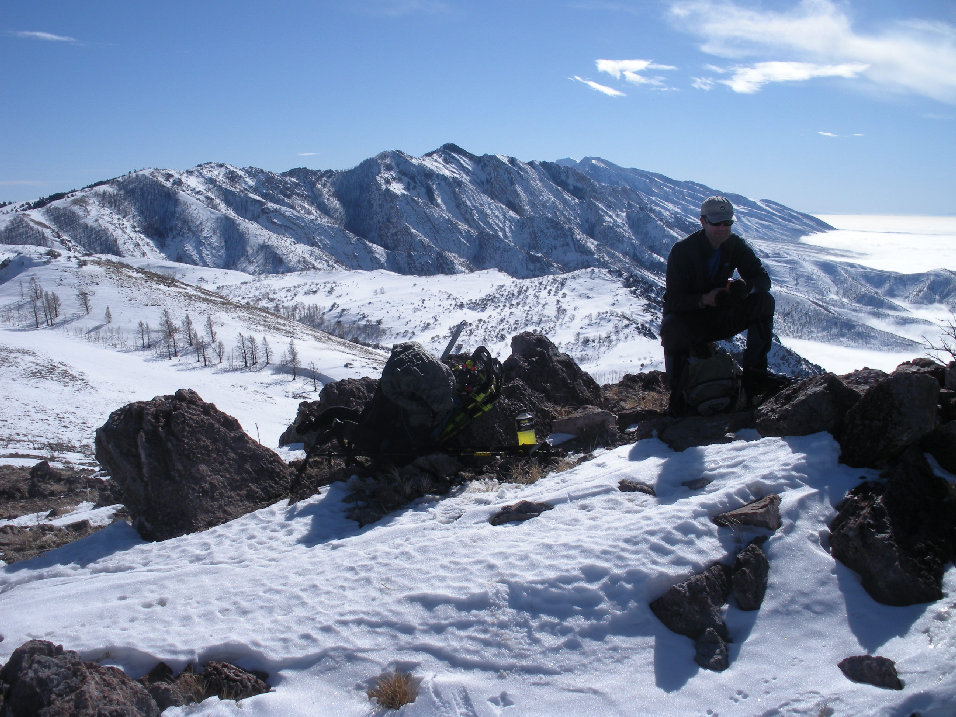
[0,218,954,715]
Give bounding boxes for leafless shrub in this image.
[367,670,418,710]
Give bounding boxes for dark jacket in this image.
[663,229,771,315]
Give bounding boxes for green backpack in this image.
[681,350,741,416]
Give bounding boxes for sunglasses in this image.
[705,219,734,227]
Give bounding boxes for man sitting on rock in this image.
[661,195,789,415]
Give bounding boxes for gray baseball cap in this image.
[701,196,734,223]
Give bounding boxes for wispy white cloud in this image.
[571,76,626,97]
[670,0,956,103]
[298,152,318,157]
[723,60,869,93]
[11,30,78,43]
[818,131,864,138]
[595,58,678,89]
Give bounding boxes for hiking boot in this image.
[667,389,690,418]
[742,368,793,402]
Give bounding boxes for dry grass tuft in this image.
[505,459,546,485]
[368,670,418,710]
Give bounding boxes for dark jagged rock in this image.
[502,332,603,410]
[657,412,754,452]
[551,407,617,446]
[922,421,956,473]
[94,389,291,541]
[650,563,731,641]
[0,640,160,716]
[712,495,782,531]
[838,655,903,690]
[838,371,939,468]
[694,627,729,672]
[839,367,889,396]
[280,376,378,447]
[894,357,947,386]
[201,661,270,701]
[731,540,770,610]
[755,373,860,437]
[829,449,956,605]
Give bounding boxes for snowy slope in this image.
[1,224,955,715]
[1,423,953,715]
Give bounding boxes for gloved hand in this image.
[727,279,749,300]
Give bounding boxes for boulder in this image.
[940,389,956,423]
[755,373,859,437]
[837,655,903,690]
[657,412,753,452]
[0,640,160,716]
[201,661,270,701]
[650,563,731,642]
[839,368,889,396]
[829,449,956,605]
[838,371,939,468]
[279,376,378,447]
[946,361,956,390]
[602,370,669,427]
[894,357,946,386]
[502,332,602,409]
[694,627,729,672]
[731,541,769,610]
[922,421,956,473]
[551,407,617,445]
[712,494,782,531]
[95,389,291,541]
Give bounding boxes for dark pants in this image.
[661,292,775,392]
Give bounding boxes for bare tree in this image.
[215,340,225,363]
[236,332,249,368]
[247,335,259,367]
[43,291,62,326]
[137,321,149,349]
[104,306,112,325]
[262,336,271,365]
[205,315,217,345]
[194,330,209,366]
[182,314,195,347]
[28,278,43,328]
[161,309,179,358]
[924,311,956,363]
[76,287,92,315]
[285,338,300,380]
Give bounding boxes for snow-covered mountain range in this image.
[0,144,828,278]
[1,145,953,362]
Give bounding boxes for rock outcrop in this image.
[0,640,160,717]
[829,449,956,605]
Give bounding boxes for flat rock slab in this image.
[712,494,782,531]
[489,500,554,526]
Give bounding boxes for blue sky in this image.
[2,0,954,214]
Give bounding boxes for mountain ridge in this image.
[0,145,830,279]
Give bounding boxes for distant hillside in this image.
[0,145,830,278]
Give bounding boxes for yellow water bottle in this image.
[515,412,537,446]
